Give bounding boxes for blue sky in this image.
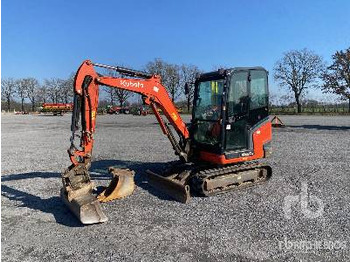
[2,0,350,100]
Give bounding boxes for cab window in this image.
[250,70,268,110]
[193,79,224,121]
[228,71,249,116]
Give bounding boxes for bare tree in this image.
[322,47,350,112]
[274,48,324,113]
[1,78,16,111]
[164,64,181,102]
[180,64,201,112]
[15,79,28,112]
[104,87,117,105]
[25,78,40,111]
[269,93,278,107]
[45,78,64,103]
[145,58,181,102]
[145,58,166,77]
[102,69,116,105]
[43,74,74,105]
[102,68,133,106]
[114,73,133,107]
[61,73,74,103]
[36,86,49,104]
[115,88,133,107]
[211,64,229,71]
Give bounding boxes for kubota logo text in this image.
[120,80,144,88]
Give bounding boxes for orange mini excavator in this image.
[61,60,272,224]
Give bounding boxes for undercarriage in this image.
[146,161,272,203]
[61,160,272,224]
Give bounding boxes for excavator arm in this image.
[68,60,190,166]
[62,60,191,224]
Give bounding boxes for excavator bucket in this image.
[97,167,135,203]
[61,164,108,224]
[60,188,108,224]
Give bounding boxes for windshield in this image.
[193,79,224,121]
[192,79,224,146]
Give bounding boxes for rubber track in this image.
[191,162,272,196]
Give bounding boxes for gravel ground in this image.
[2,114,350,261]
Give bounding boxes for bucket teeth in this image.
[97,167,135,203]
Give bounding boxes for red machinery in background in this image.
[106,105,130,114]
[40,103,73,115]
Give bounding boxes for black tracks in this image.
[191,162,272,196]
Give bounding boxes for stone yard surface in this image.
[2,114,350,261]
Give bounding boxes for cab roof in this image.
[198,67,268,80]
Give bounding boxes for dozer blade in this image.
[97,167,135,203]
[146,170,190,203]
[61,164,108,224]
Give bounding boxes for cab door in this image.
[225,71,250,151]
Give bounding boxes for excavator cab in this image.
[191,67,270,164]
